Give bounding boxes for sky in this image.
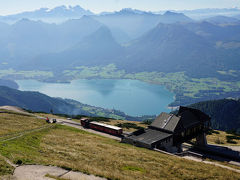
[0,0,239,15]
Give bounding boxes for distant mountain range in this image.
[174,8,240,20]
[204,16,240,24]
[0,13,240,80]
[93,10,192,39]
[6,19,238,80]
[29,26,124,70]
[118,22,240,78]
[0,5,93,23]
[235,14,240,19]
[0,16,103,67]
[0,6,240,23]
[1,7,194,41]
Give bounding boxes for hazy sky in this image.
[0,0,239,15]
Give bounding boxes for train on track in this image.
[80,118,123,136]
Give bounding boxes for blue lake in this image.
[16,79,174,116]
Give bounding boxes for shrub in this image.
[141,119,152,125]
[214,138,224,144]
[226,135,239,144]
[226,139,237,144]
[16,159,22,165]
[117,123,143,130]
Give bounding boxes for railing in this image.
[175,150,203,159]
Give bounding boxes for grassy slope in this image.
[0,125,239,179]
[207,130,240,146]
[0,156,14,176]
[0,110,48,177]
[0,111,46,136]
[0,111,240,179]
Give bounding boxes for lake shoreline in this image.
[16,78,175,116]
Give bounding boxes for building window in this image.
[181,132,184,137]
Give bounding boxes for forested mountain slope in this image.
[0,86,134,120]
[188,99,240,131]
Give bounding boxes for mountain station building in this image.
[122,106,211,152]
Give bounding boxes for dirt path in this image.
[183,156,240,174]
[0,125,54,142]
[13,165,106,180]
[0,106,31,115]
[226,145,240,152]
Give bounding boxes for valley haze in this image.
[0,4,239,116]
[0,2,240,180]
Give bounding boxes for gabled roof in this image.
[149,107,210,133]
[176,110,201,130]
[150,112,180,132]
[177,106,210,123]
[127,128,172,145]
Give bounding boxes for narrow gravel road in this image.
[0,106,31,115]
[183,156,240,174]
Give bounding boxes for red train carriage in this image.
[81,119,123,136]
[80,118,89,127]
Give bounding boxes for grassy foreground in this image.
[0,111,240,179]
[0,124,239,180]
[0,111,46,136]
[0,156,14,176]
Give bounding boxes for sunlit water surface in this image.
[16,79,174,116]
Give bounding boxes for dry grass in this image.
[0,111,240,179]
[0,156,14,176]
[206,158,240,171]
[0,125,239,180]
[41,127,240,180]
[0,112,47,136]
[207,130,240,146]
